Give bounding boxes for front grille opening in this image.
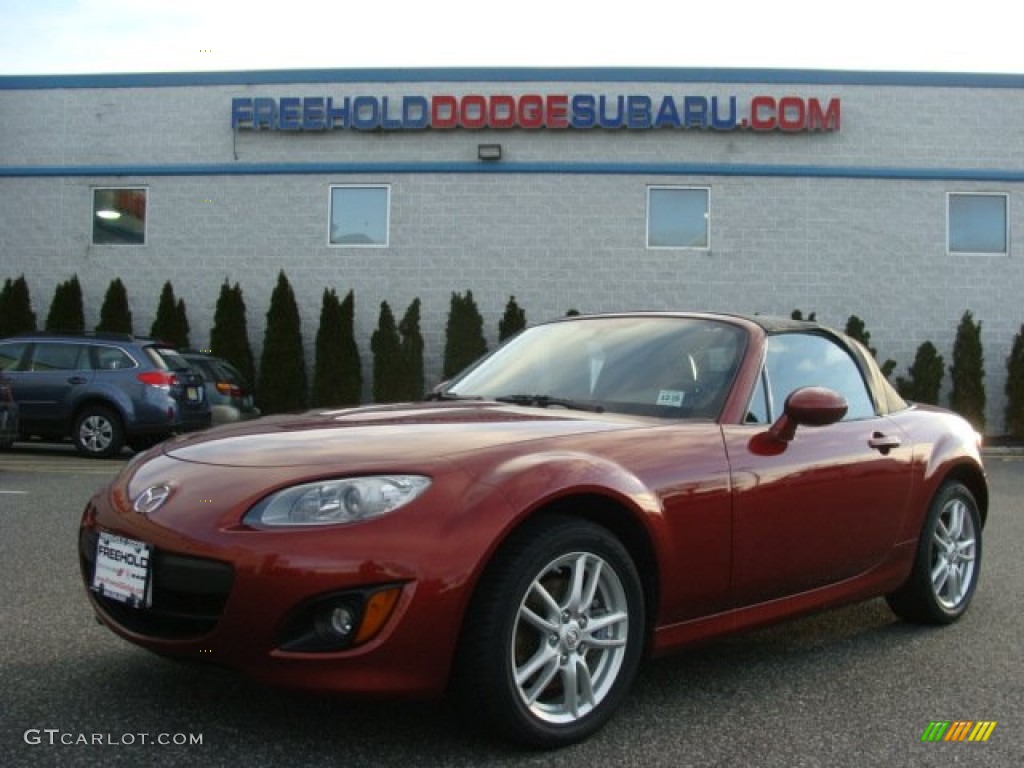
[80,529,234,639]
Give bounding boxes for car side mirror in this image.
[768,386,848,442]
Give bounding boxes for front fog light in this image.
[315,603,356,643]
[279,586,403,652]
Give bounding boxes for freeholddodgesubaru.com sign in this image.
[231,93,840,132]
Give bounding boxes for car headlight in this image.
[245,475,431,527]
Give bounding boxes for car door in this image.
[16,342,95,430]
[722,331,915,606]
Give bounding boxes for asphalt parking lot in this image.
[0,444,1021,767]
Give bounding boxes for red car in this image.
[78,312,986,747]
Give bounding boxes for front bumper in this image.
[77,484,470,697]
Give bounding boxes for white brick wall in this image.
[1,71,1022,431]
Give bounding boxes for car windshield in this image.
[147,346,192,372]
[446,316,746,419]
[185,357,215,380]
[187,357,246,386]
[212,360,246,385]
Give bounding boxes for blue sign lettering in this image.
[626,95,652,129]
[403,96,430,128]
[303,97,325,130]
[253,98,277,130]
[326,97,349,129]
[571,94,595,128]
[654,96,681,129]
[710,96,738,130]
[279,97,301,130]
[598,95,625,129]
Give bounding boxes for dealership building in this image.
[1,67,1021,431]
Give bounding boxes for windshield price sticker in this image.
[92,532,152,607]
[656,390,685,407]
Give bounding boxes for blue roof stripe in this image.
[2,161,1023,182]
[2,67,1023,90]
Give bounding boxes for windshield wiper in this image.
[494,394,605,413]
[422,391,483,402]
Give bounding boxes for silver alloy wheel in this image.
[930,495,978,610]
[512,551,630,724]
[79,414,114,453]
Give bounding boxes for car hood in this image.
[161,401,648,468]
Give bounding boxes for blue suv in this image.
[0,332,211,457]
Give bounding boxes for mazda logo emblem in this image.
[133,484,172,515]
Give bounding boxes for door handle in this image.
[67,376,87,385]
[868,432,902,454]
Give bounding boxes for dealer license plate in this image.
[92,532,152,608]
[186,386,202,402]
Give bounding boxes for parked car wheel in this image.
[886,482,982,624]
[73,406,124,458]
[460,515,645,748]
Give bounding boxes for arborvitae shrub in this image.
[0,276,37,336]
[337,290,362,406]
[1005,324,1024,439]
[844,314,896,378]
[96,278,133,334]
[949,310,986,432]
[151,281,189,347]
[174,298,191,349]
[45,275,85,332]
[151,282,173,341]
[442,290,487,379]
[312,288,343,407]
[371,301,402,403]
[398,298,425,401]
[896,341,944,405]
[210,281,255,385]
[257,271,308,414]
[0,280,10,337]
[312,288,362,407]
[498,295,527,342]
[791,309,817,321]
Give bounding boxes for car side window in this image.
[91,345,135,370]
[30,342,91,372]
[764,333,876,421]
[0,342,29,371]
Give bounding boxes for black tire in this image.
[457,515,645,748]
[72,406,124,458]
[886,482,982,625]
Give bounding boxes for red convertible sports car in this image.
[79,312,986,747]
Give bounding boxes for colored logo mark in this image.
[921,721,997,742]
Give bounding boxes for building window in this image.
[329,185,390,246]
[93,188,147,245]
[647,186,710,249]
[948,193,1008,255]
